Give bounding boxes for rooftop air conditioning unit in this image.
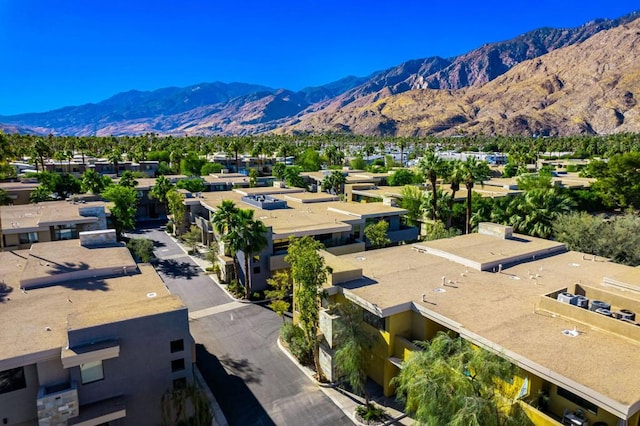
[589,300,611,312]
[595,308,613,317]
[557,292,574,304]
[570,295,589,309]
[616,309,636,321]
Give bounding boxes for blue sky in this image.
[0,1,637,115]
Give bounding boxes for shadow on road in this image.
[156,259,200,280]
[217,354,264,385]
[196,343,275,426]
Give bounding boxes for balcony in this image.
[68,395,126,426]
[319,308,340,348]
[61,339,120,368]
[37,381,79,425]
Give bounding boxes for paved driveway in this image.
[130,223,352,425]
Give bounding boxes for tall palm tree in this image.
[418,151,447,221]
[107,147,122,178]
[238,213,268,298]
[211,200,240,281]
[446,160,465,228]
[461,157,491,234]
[32,137,52,172]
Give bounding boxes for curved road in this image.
[130,224,353,426]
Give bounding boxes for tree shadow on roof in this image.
[156,259,199,280]
[58,277,110,292]
[47,261,91,275]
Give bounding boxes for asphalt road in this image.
[130,223,353,426]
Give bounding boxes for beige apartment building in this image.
[318,223,640,426]
[0,230,194,425]
[1,201,108,251]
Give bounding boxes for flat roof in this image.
[284,192,340,203]
[0,181,40,191]
[1,200,106,234]
[334,236,640,417]
[414,232,566,270]
[18,240,136,286]
[0,259,180,366]
[199,191,354,239]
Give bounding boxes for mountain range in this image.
[2,11,639,137]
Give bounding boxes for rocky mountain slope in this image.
[286,18,640,137]
[0,11,638,137]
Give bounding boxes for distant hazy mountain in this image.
[1,11,638,137]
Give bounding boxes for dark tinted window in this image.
[0,367,27,394]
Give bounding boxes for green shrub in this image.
[227,279,245,298]
[356,404,385,423]
[280,322,313,366]
[201,162,223,175]
[126,238,155,263]
[165,222,174,233]
[566,164,578,173]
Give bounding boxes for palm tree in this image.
[321,170,347,195]
[418,150,447,221]
[507,188,575,238]
[149,175,175,216]
[211,200,240,281]
[421,189,451,223]
[238,213,268,298]
[81,169,106,194]
[32,137,52,172]
[446,160,465,228]
[461,157,491,234]
[107,147,122,177]
[397,139,409,166]
[363,143,375,163]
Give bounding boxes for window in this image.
[0,367,27,395]
[171,358,185,372]
[273,239,290,255]
[253,266,261,274]
[170,339,184,353]
[18,232,39,244]
[557,387,598,414]
[80,361,104,384]
[53,224,78,241]
[363,310,385,330]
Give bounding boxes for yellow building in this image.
[321,223,640,426]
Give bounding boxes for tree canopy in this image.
[393,332,529,426]
[102,185,139,237]
[286,236,327,379]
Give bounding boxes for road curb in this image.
[276,337,358,422]
[194,365,228,426]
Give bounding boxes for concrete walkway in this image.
[160,231,414,425]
